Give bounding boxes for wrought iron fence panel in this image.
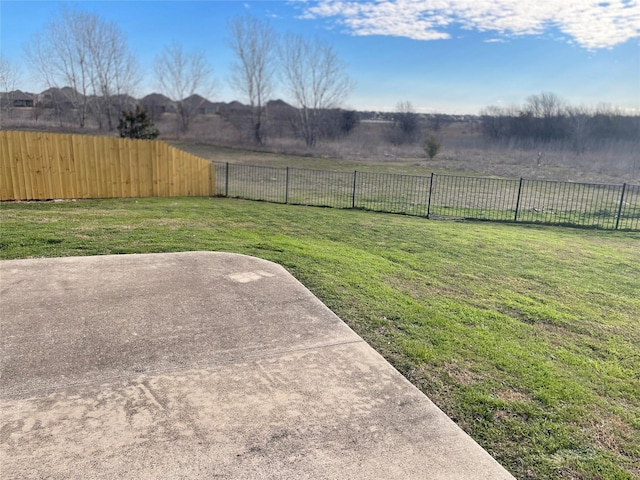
[354,171,431,216]
[287,167,355,208]
[212,162,639,231]
[224,163,286,203]
[517,180,623,229]
[429,175,520,222]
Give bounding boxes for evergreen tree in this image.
[424,134,441,160]
[117,105,159,139]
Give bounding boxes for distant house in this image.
[140,93,176,115]
[38,87,76,111]
[226,100,246,109]
[266,99,295,113]
[0,90,35,108]
[182,94,217,115]
[110,94,138,112]
[264,99,298,122]
[13,91,35,107]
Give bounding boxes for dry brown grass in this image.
[171,117,640,184]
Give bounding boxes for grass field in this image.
[1,197,639,479]
[171,139,640,185]
[174,141,640,231]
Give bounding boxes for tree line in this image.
[479,92,639,153]
[1,7,353,148]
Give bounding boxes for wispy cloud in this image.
[300,0,640,49]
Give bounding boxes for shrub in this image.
[118,106,160,139]
[424,134,441,159]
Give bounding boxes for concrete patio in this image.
[0,252,514,479]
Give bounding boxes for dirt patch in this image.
[496,389,531,403]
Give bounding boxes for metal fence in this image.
[214,162,640,231]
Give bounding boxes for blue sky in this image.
[1,0,639,114]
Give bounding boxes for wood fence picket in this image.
[0,130,215,200]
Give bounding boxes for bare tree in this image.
[392,101,420,144]
[24,7,138,129]
[228,15,277,145]
[85,16,139,130]
[25,8,91,127]
[0,56,21,122]
[280,34,353,147]
[566,105,593,154]
[0,56,19,92]
[479,105,507,139]
[525,92,565,118]
[523,92,567,141]
[154,42,213,135]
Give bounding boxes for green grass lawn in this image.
[1,197,639,479]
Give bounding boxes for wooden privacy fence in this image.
[0,130,215,200]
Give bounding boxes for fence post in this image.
[426,173,434,218]
[615,183,627,230]
[514,177,523,222]
[352,170,357,209]
[285,166,290,204]
[225,162,229,197]
[209,162,216,197]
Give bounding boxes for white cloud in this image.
[301,0,640,49]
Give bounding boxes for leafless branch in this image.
[154,42,214,134]
[280,34,353,147]
[228,15,277,145]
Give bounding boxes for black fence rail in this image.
[214,162,640,231]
